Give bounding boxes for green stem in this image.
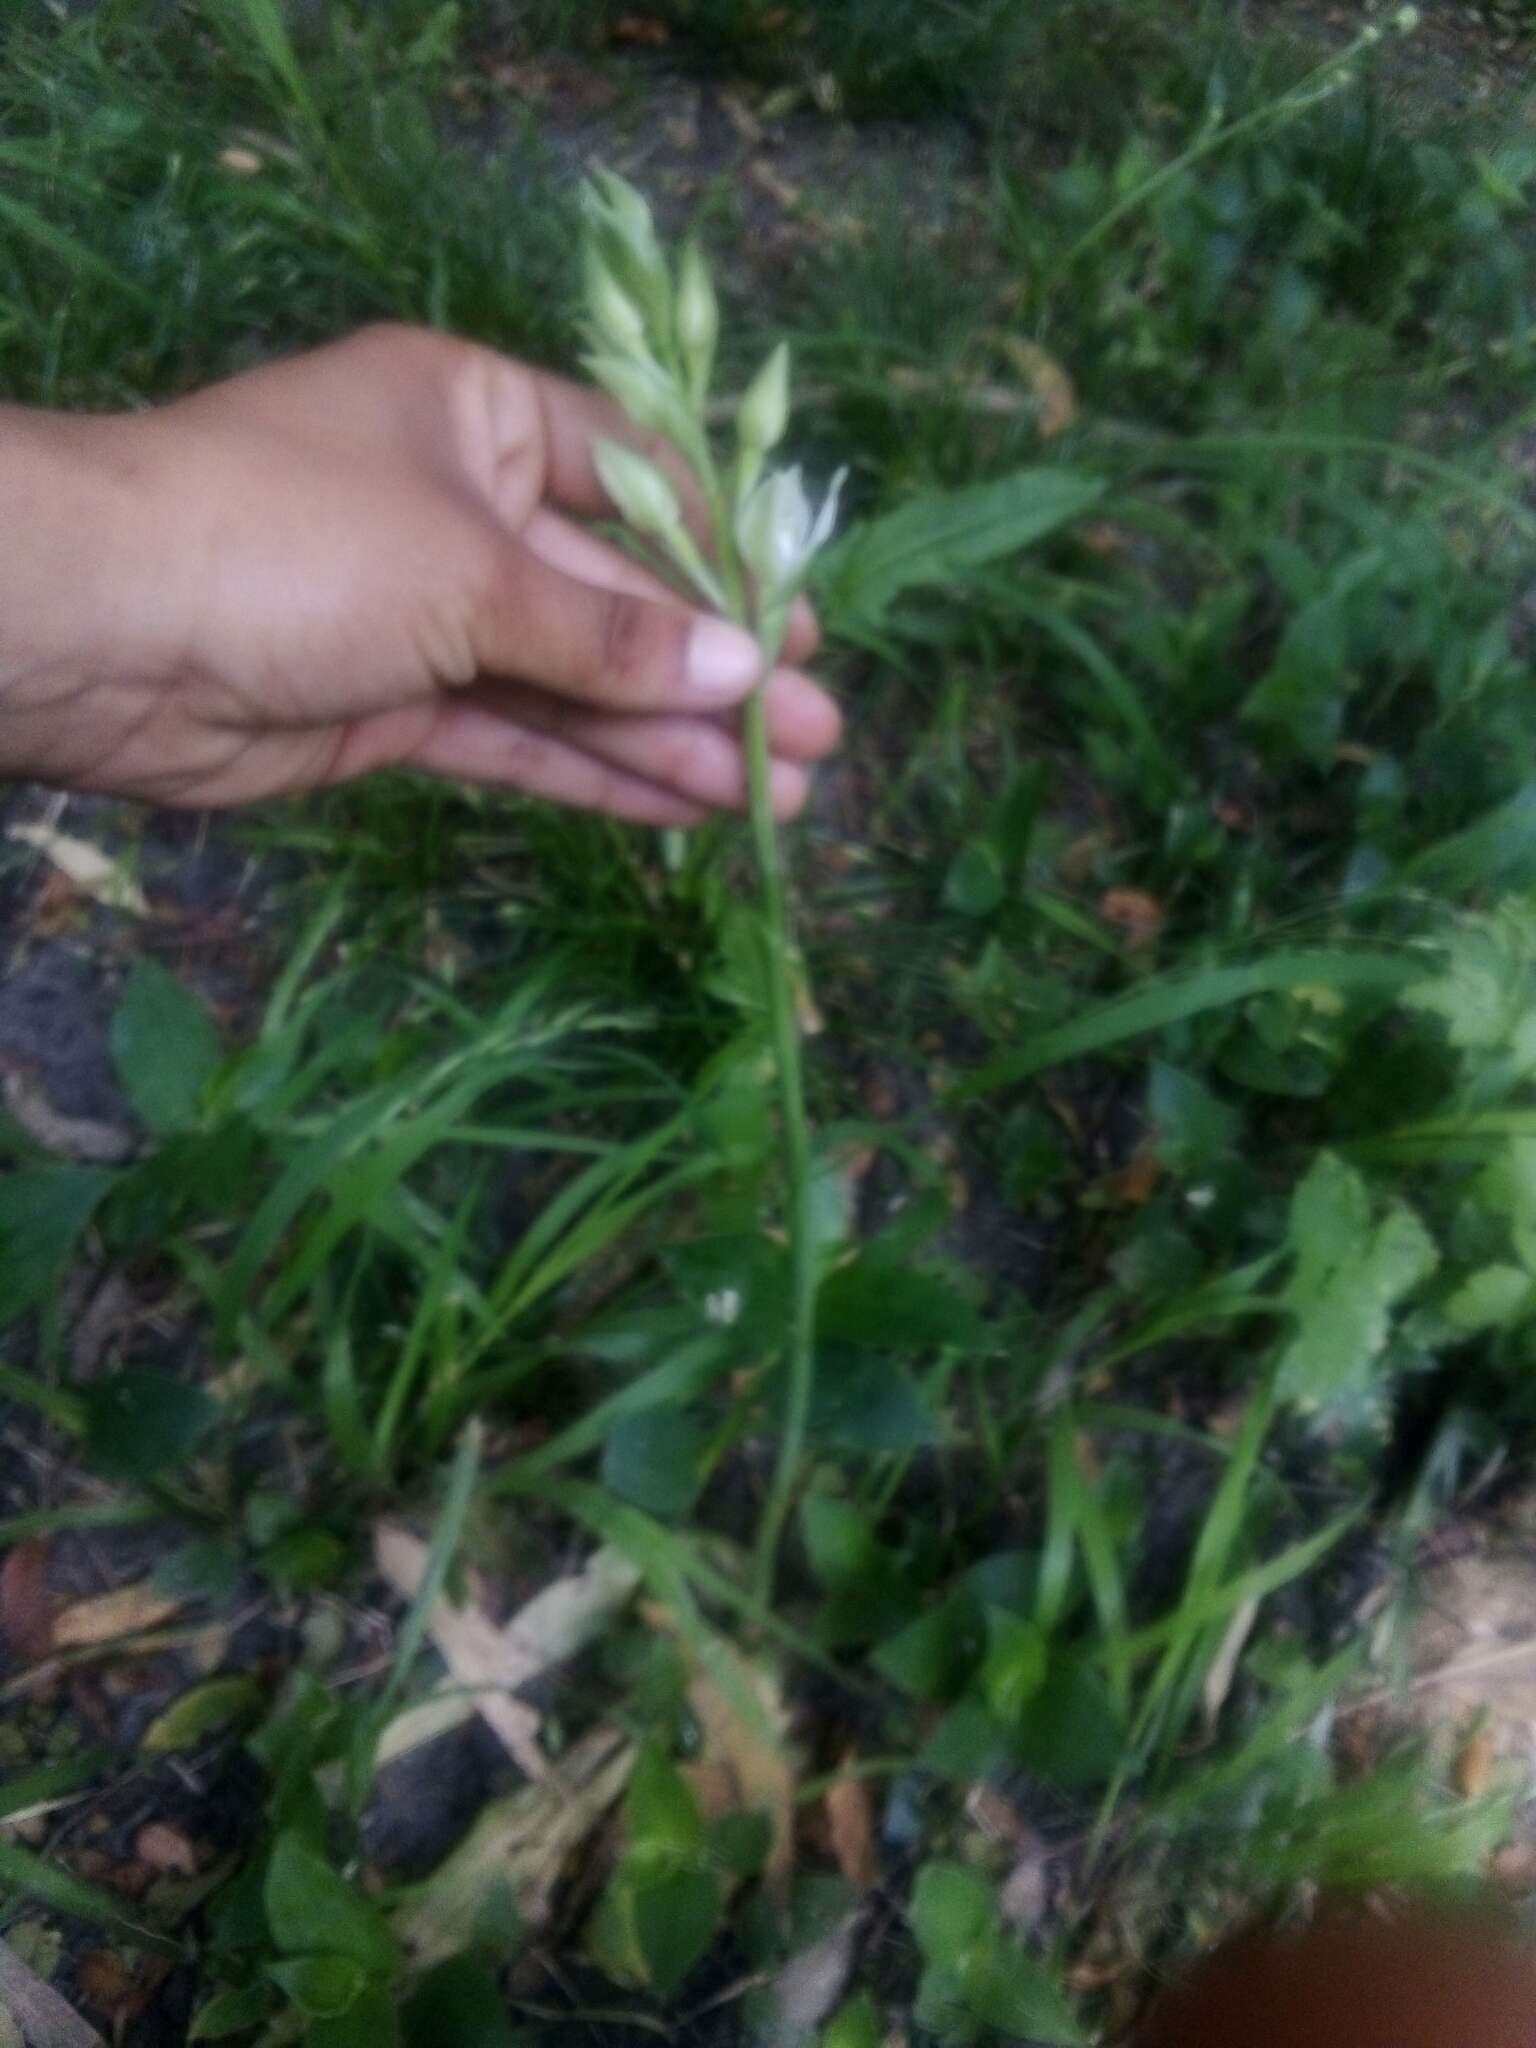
[1053,25,1376,281]
[739,610,816,1605]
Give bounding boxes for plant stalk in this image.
[737,611,816,1604]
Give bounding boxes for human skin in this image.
[1134,1906,1536,2048]
[0,323,839,821]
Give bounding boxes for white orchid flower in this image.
[735,464,847,598]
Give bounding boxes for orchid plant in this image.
[580,170,844,1595]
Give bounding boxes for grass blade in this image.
[954,950,1414,1101]
[0,1839,179,1955]
[0,190,153,308]
[492,1334,731,1493]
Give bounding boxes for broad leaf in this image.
[817,1253,976,1351]
[403,1959,516,2048]
[1277,1153,1438,1406]
[626,1745,706,1864]
[1148,1061,1239,1178]
[956,1939,1082,2044]
[1011,1654,1125,1791]
[80,1367,219,1482]
[980,1611,1049,1725]
[1241,587,1351,765]
[153,1534,242,1603]
[801,1495,878,1589]
[631,1864,720,1997]
[709,1809,771,1877]
[190,1983,277,2040]
[872,1598,980,1700]
[108,957,222,1135]
[817,469,1103,638]
[909,1860,994,1961]
[307,1981,402,2048]
[809,1346,941,1453]
[820,1993,882,2048]
[1444,1263,1532,1334]
[264,1833,398,1976]
[1402,901,1536,1072]
[269,1953,366,2020]
[917,1700,1016,1780]
[0,1164,114,1320]
[944,839,1005,918]
[261,1524,346,1591]
[601,1408,707,1518]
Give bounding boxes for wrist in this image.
[0,406,172,788]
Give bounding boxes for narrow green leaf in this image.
[0,1837,177,1952]
[0,189,154,306]
[0,1753,105,1821]
[497,1334,728,1490]
[141,1677,264,1754]
[955,950,1413,1101]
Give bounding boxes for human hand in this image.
[0,324,838,820]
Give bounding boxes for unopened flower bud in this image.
[583,169,672,335]
[676,238,719,389]
[736,342,790,455]
[585,251,647,355]
[586,169,657,259]
[593,437,682,539]
[1394,4,1420,30]
[583,352,691,442]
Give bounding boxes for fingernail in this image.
[687,617,763,699]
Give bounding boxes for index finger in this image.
[530,368,709,532]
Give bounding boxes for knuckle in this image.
[652,728,709,793]
[597,589,655,697]
[347,321,468,383]
[498,729,551,786]
[346,319,419,358]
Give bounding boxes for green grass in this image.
[4,0,1536,2040]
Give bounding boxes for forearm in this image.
[0,405,167,787]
